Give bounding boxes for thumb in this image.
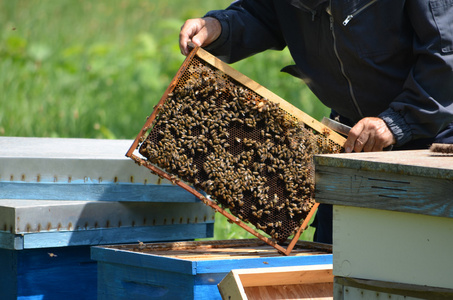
[192,36,202,47]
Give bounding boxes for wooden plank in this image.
[0,182,198,202]
[335,276,453,300]
[332,205,453,289]
[92,240,332,275]
[0,137,172,186]
[196,48,346,147]
[93,240,332,300]
[1,200,214,235]
[22,223,212,250]
[315,165,453,218]
[244,283,333,300]
[218,270,248,300]
[1,246,97,300]
[218,265,333,300]
[0,223,214,250]
[314,150,453,179]
[92,246,197,275]
[0,248,17,299]
[196,254,332,274]
[0,232,23,250]
[97,262,195,300]
[104,239,332,258]
[237,265,333,287]
[163,251,328,261]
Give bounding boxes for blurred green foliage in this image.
[0,0,328,139]
[1,0,324,241]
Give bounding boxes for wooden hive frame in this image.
[217,264,333,300]
[126,46,346,255]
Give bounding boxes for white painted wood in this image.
[333,205,453,290]
[0,137,166,185]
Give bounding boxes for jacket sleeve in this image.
[379,0,453,146]
[203,0,286,63]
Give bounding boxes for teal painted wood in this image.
[92,244,333,300]
[96,259,336,300]
[0,182,198,202]
[0,232,23,249]
[0,248,17,300]
[193,283,224,300]
[92,246,197,275]
[91,246,333,275]
[2,223,213,250]
[0,246,97,300]
[97,262,196,300]
[195,254,333,273]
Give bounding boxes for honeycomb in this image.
[135,54,342,244]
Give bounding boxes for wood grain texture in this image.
[92,244,332,275]
[218,265,333,300]
[315,165,453,218]
[334,276,453,300]
[93,240,332,300]
[314,150,453,179]
[245,283,333,300]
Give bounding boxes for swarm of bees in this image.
[139,59,341,243]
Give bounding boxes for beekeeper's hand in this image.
[344,117,396,153]
[179,17,221,56]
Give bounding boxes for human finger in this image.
[344,122,364,153]
[179,18,204,55]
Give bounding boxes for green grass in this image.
[0,0,327,241]
[199,210,316,242]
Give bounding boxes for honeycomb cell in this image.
[138,57,341,243]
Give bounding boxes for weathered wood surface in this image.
[0,199,214,250]
[334,276,453,300]
[92,239,333,275]
[218,265,333,300]
[315,149,453,178]
[1,246,97,300]
[1,223,213,250]
[92,239,333,300]
[315,150,453,218]
[0,137,197,202]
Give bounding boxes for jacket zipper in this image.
[343,0,378,26]
[297,2,317,21]
[328,3,364,118]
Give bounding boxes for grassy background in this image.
[1,0,327,241]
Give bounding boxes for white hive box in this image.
[315,149,453,299]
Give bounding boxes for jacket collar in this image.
[283,0,329,10]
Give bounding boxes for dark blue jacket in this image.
[204,0,453,147]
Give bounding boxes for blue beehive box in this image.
[91,239,332,300]
[0,137,214,300]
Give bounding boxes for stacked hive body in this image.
[128,46,345,254]
[92,239,333,300]
[0,137,214,299]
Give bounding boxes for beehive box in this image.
[0,137,215,300]
[91,239,333,300]
[126,46,346,254]
[315,150,453,299]
[218,264,333,300]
